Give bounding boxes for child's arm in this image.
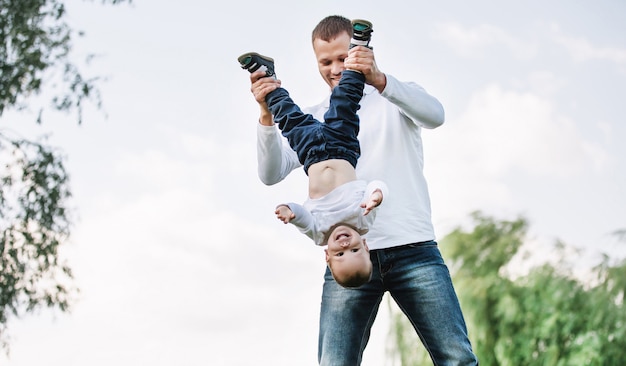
[360,180,389,216]
[275,204,295,224]
[275,203,318,243]
[361,188,383,216]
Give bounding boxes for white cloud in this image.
[426,82,613,236]
[432,22,537,59]
[550,23,626,69]
[523,71,566,97]
[33,148,325,365]
[444,83,607,177]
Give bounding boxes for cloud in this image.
[426,82,611,233]
[432,22,537,59]
[432,20,626,76]
[447,83,607,176]
[56,141,324,365]
[550,23,626,70]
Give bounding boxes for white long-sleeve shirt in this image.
[257,74,444,250]
[281,180,388,246]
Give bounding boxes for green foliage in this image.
[0,0,130,351]
[0,133,77,349]
[443,212,626,365]
[387,212,626,365]
[0,0,130,123]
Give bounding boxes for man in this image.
[246,15,478,365]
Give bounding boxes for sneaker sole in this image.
[351,19,373,33]
[237,52,274,67]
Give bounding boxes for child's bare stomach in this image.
[308,159,357,199]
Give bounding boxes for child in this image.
[238,19,385,288]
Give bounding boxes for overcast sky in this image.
[2,0,625,365]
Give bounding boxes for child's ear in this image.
[363,238,369,252]
[325,248,330,262]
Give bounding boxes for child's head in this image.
[324,224,373,288]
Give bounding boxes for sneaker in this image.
[350,19,373,49]
[238,52,275,78]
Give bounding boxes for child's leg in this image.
[239,52,325,172]
[323,18,371,146]
[324,70,366,126]
[266,88,322,168]
[266,88,318,134]
[322,70,366,156]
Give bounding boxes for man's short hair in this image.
[312,15,352,44]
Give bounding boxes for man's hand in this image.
[344,46,387,93]
[361,189,383,216]
[275,205,295,224]
[249,70,281,126]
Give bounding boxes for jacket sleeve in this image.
[380,74,445,129]
[257,124,302,185]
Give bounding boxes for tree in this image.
[387,212,626,365]
[1,0,130,351]
[0,133,73,350]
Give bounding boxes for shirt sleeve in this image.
[281,202,320,245]
[364,180,389,203]
[257,124,302,185]
[380,74,445,129]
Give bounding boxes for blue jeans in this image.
[266,70,364,174]
[318,241,478,365]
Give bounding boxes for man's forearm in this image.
[259,106,274,126]
[256,124,300,185]
[381,74,445,129]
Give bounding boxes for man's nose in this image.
[331,62,345,75]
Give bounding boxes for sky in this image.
[1,0,625,365]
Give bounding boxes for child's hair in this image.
[330,262,373,288]
[312,15,353,44]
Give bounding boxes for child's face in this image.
[325,225,371,277]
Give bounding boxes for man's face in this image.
[312,32,351,90]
